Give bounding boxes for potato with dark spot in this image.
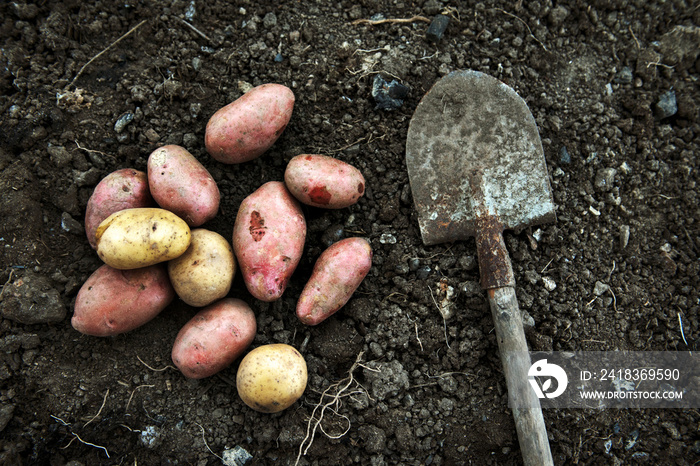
[95,208,191,269]
[284,154,365,208]
[171,298,256,379]
[168,229,235,307]
[72,264,174,337]
[232,182,306,301]
[297,237,372,325]
[148,145,220,227]
[205,84,295,164]
[236,344,307,413]
[85,168,154,249]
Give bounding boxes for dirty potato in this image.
[168,229,235,307]
[85,168,153,249]
[284,154,366,209]
[236,344,307,413]
[171,298,257,379]
[232,182,305,302]
[297,237,372,325]
[95,208,191,269]
[147,145,220,227]
[205,83,295,164]
[72,264,175,337]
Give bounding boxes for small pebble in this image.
[594,167,617,191]
[114,112,134,133]
[542,276,557,291]
[656,90,677,119]
[619,225,630,249]
[222,446,253,466]
[426,14,450,42]
[372,75,409,111]
[408,258,421,271]
[614,66,633,84]
[379,232,397,244]
[559,147,571,164]
[593,281,609,296]
[263,12,277,28]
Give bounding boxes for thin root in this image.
[125,384,155,412]
[0,269,15,301]
[195,423,224,461]
[295,352,367,465]
[63,433,110,458]
[83,389,109,428]
[137,355,176,372]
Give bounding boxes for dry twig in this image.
[174,16,213,42]
[69,19,148,88]
[352,15,430,26]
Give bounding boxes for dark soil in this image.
[1,1,699,465]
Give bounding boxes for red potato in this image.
[148,145,220,226]
[205,83,295,164]
[297,237,372,326]
[85,168,153,249]
[171,298,257,379]
[72,264,174,337]
[284,154,366,209]
[232,181,306,302]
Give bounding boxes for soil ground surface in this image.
[1,0,699,465]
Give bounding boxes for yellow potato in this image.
[95,208,191,270]
[236,344,307,413]
[168,229,235,307]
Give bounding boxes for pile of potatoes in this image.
[71,84,372,413]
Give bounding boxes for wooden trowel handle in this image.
[487,286,554,466]
[474,211,553,466]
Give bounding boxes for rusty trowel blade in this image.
[406,70,555,246]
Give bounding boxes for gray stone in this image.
[0,271,66,324]
[222,445,253,466]
[619,225,630,249]
[656,90,677,119]
[614,67,633,84]
[593,281,610,296]
[114,112,134,133]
